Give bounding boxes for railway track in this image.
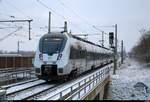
[25,64,111,100]
[0,67,34,74]
[4,73,86,100]
[3,63,112,100]
[1,78,39,89]
[5,79,55,100]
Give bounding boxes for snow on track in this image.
[1,78,38,89]
[7,84,55,100]
[6,79,46,94]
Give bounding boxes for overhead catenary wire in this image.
[36,0,88,33]
[5,0,31,19]
[0,12,16,19]
[1,0,50,30]
[3,0,53,34]
[92,25,109,36]
[0,3,33,36]
[3,0,107,37]
[56,0,111,48]
[1,0,112,43]
[57,0,108,35]
[0,27,22,41]
[0,26,22,29]
[57,0,96,32]
[1,0,37,32]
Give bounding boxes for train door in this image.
[85,48,88,72]
[78,46,87,74]
[93,48,96,68]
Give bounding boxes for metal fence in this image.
[43,64,113,100]
[0,68,35,86]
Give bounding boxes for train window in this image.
[69,46,112,60]
[70,46,77,59]
[70,46,86,59]
[39,37,64,55]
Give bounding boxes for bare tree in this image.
[131,30,150,63]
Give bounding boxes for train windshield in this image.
[39,37,64,55]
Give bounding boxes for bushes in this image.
[131,30,150,63]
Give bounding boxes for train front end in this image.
[34,32,69,81]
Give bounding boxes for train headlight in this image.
[39,53,43,60]
[57,53,62,60]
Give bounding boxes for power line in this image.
[0,23,12,27]
[3,0,51,31]
[0,22,24,31]
[95,25,115,28]
[57,0,97,33]
[5,0,31,19]
[37,0,66,20]
[0,13,33,28]
[92,25,109,36]
[0,12,16,19]
[36,0,88,33]
[0,27,22,41]
[0,19,33,40]
[56,0,110,47]
[0,26,21,29]
[1,1,38,29]
[57,0,108,34]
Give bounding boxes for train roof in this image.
[40,32,113,52]
[71,34,113,51]
[41,32,64,38]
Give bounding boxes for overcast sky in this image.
[0,0,150,52]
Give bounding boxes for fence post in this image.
[60,92,63,100]
[21,57,23,68]
[0,88,6,100]
[78,82,81,99]
[5,57,7,68]
[93,74,95,87]
[13,57,15,68]
[84,79,86,93]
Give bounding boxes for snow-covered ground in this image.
[107,58,150,100]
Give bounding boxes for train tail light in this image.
[39,53,43,60]
[57,53,62,60]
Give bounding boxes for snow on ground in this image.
[108,58,150,100]
[8,84,55,100]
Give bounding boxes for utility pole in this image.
[123,47,126,60]
[113,24,117,75]
[29,20,31,40]
[93,24,118,74]
[48,12,51,34]
[102,31,104,47]
[17,41,24,54]
[17,41,20,54]
[64,21,68,32]
[121,40,124,64]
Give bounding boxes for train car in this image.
[34,32,113,81]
